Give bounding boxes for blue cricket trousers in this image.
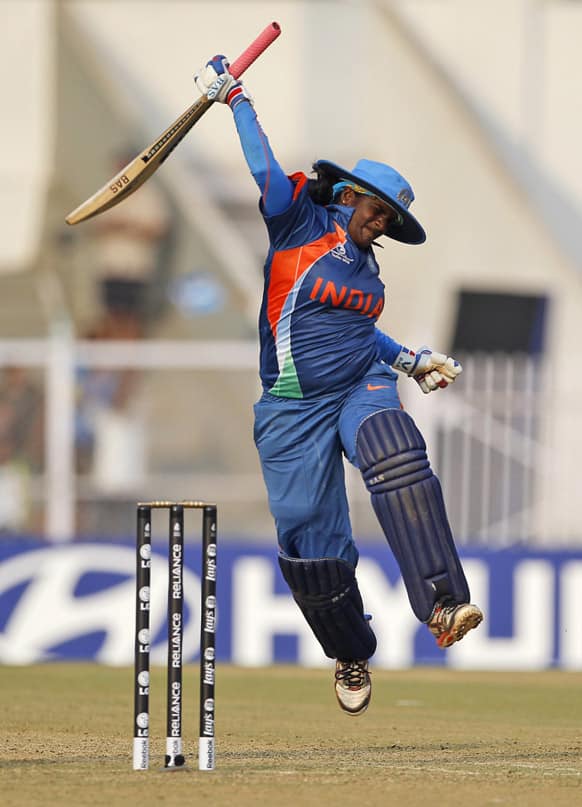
[253,361,401,566]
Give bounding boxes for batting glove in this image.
[194,55,253,108]
[393,345,462,394]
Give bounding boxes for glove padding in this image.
[194,55,252,107]
[393,345,462,394]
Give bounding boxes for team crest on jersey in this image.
[330,243,355,264]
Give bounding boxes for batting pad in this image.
[278,555,377,661]
[356,408,470,621]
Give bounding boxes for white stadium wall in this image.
[0,1,55,272]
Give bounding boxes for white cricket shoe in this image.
[428,600,483,648]
[334,659,371,716]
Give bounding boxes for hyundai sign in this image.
[0,541,581,669]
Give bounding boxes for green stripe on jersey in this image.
[269,353,303,398]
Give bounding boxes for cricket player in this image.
[195,56,483,716]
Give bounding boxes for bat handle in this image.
[229,21,281,80]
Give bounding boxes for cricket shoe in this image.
[428,600,483,648]
[334,659,371,716]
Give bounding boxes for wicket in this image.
[133,501,217,772]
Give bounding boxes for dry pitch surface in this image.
[1,664,581,806]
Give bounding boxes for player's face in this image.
[345,191,398,249]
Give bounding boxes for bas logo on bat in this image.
[110,175,130,194]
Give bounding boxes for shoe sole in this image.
[334,691,371,716]
[438,607,483,648]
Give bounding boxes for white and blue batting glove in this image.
[393,345,462,394]
[194,55,253,108]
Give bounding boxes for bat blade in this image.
[65,97,212,225]
[66,21,281,226]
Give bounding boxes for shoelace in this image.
[431,601,455,628]
[335,662,368,688]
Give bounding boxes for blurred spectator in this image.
[0,367,44,532]
[90,153,172,337]
[75,316,145,494]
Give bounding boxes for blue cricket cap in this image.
[314,158,426,245]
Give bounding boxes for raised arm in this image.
[195,56,293,216]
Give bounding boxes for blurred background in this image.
[1,0,582,668]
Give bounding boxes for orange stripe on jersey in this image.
[267,224,346,340]
[289,171,308,201]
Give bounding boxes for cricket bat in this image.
[66,21,281,225]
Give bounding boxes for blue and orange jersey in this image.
[260,174,387,397]
[232,100,401,399]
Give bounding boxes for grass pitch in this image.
[1,664,581,806]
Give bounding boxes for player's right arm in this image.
[194,56,293,216]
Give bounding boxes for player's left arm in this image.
[375,328,402,365]
[375,329,462,394]
[392,344,462,394]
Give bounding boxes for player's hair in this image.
[307,163,336,205]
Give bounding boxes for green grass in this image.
[1,665,581,806]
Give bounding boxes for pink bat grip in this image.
[229,22,281,79]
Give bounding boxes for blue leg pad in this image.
[278,554,377,660]
[356,408,470,621]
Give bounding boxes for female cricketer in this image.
[195,56,483,716]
